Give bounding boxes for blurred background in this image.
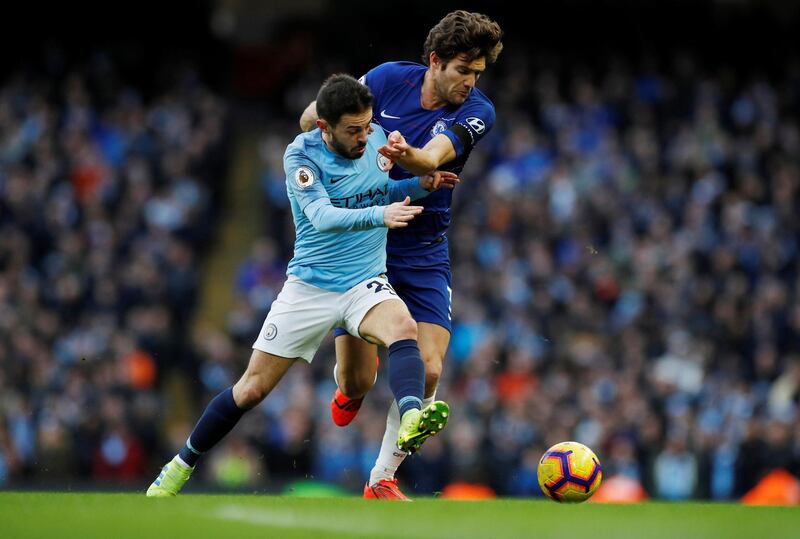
[2,0,800,502]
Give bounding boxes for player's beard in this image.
[330,134,366,160]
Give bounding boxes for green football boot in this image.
[146,456,193,497]
[396,400,450,453]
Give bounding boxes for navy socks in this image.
[176,342,423,468]
[178,387,245,467]
[387,339,424,417]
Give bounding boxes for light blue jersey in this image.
[283,125,429,292]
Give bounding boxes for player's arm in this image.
[289,162,379,232]
[289,163,422,231]
[304,198,423,232]
[379,133,456,176]
[387,171,460,202]
[299,101,317,132]
[304,199,384,232]
[381,104,496,174]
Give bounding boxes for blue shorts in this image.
[333,252,452,338]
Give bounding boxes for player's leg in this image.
[334,333,379,398]
[147,276,334,497]
[330,330,378,426]
[367,266,452,495]
[417,322,451,399]
[367,323,450,491]
[146,350,295,497]
[350,279,450,455]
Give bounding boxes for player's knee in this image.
[390,315,418,342]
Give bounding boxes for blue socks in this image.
[178,387,245,467]
[388,339,424,417]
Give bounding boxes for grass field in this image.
[1,492,798,539]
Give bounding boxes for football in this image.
[537,441,603,503]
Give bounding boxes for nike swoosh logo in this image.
[380,110,402,119]
[329,176,347,184]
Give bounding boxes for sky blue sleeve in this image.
[284,151,327,212]
[303,199,384,232]
[387,177,430,202]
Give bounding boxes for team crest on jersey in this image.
[466,117,485,134]
[430,120,448,138]
[377,153,394,172]
[263,323,277,341]
[294,166,315,189]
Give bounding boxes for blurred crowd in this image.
[3,48,800,502]
[0,60,229,486]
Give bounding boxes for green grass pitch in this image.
[1,492,798,539]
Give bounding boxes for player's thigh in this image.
[233,349,296,408]
[253,276,338,364]
[357,298,416,346]
[335,332,378,379]
[342,275,416,346]
[387,263,453,333]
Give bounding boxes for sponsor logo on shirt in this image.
[330,186,388,209]
[380,109,402,120]
[466,117,485,134]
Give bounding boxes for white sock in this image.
[368,392,437,485]
[175,455,193,470]
[333,363,341,389]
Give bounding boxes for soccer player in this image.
[299,10,503,500]
[146,74,458,497]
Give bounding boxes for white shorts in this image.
[252,274,401,363]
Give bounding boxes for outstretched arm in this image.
[387,171,460,202]
[379,132,457,176]
[304,197,423,232]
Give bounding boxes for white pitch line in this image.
[215,504,401,538]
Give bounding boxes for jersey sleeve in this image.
[360,62,392,94]
[388,177,429,202]
[442,100,496,157]
[284,151,327,212]
[303,199,385,232]
[284,148,385,232]
[361,62,398,111]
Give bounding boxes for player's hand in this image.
[383,196,423,228]
[420,170,460,191]
[379,130,410,159]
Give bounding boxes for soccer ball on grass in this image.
[537,441,602,503]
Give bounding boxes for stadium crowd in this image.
[0,58,229,486]
[2,48,800,502]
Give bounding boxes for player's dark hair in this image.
[422,10,503,66]
[316,74,373,127]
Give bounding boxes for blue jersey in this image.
[362,61,496,256]
[284,125,429,292]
